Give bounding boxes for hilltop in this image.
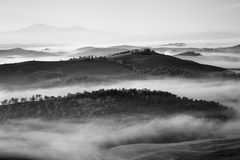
[176,51,202,56]
[110,49,224,74]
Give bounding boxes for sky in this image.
[0,0,240,34]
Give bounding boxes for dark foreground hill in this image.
[0,57,132,86]
[0,89,234,120]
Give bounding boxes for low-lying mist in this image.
[0,115,240,160]
[175,52,240,68]
[0,78,240,159]
[0,56,70,64]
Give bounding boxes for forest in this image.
[0,89,234,120]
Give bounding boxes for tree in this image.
[13,98,19,104]
[30,95,36,102]
[21,98,27,103]
[1,99,8,105]
[35,94,42,101]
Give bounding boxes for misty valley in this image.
[1,0,240,159]
[0,43,239,160]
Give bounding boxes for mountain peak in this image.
[10,24,92,33]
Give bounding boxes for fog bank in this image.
[0,115,239,160]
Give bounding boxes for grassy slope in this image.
[0,49,227,85]
[0,59,132,84]
[109,138,240,160]
[110,51,225,73]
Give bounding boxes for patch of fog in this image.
[0,115,239,160]
[175,52,240,68]
[0,56,70,64]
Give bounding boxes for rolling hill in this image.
[72,44,240,58]
[0,49,229,87]
[155,44,240,54]
[109,137,240,160]
[110,49,225,74]
[73,45,143,57]
[0,58,131,85]
[176,51,202,56]
[0,48,53,58]
[0,89,233,120]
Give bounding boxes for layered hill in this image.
[0,48,52,58]
[0,58,131,85]
[155,44,240,54]
[0,49,229,87]
[72,45,142,57]
[109,137,240,160]
[215,44,240,53]
[176,51,202,56]
[109,49,225,74]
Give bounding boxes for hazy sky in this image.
[0,0,240,34]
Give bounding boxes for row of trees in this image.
[69,55,107,62]
[2,94,45,105]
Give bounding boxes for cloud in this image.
[229,3,240,9]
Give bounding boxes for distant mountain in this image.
[160,42,186,47]
[0,48,52,58]
[9,24,91,33]
[176,51,202,56]
[0,24,122,44]
[1,25,240,44]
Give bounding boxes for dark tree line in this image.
[0,89,235,120]
[69,55,107,62]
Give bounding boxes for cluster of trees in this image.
[131,48,156,55]
[69,55,106,62]
[0,89,234,120]
[1,94,43,105]
[112,48,156,56]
